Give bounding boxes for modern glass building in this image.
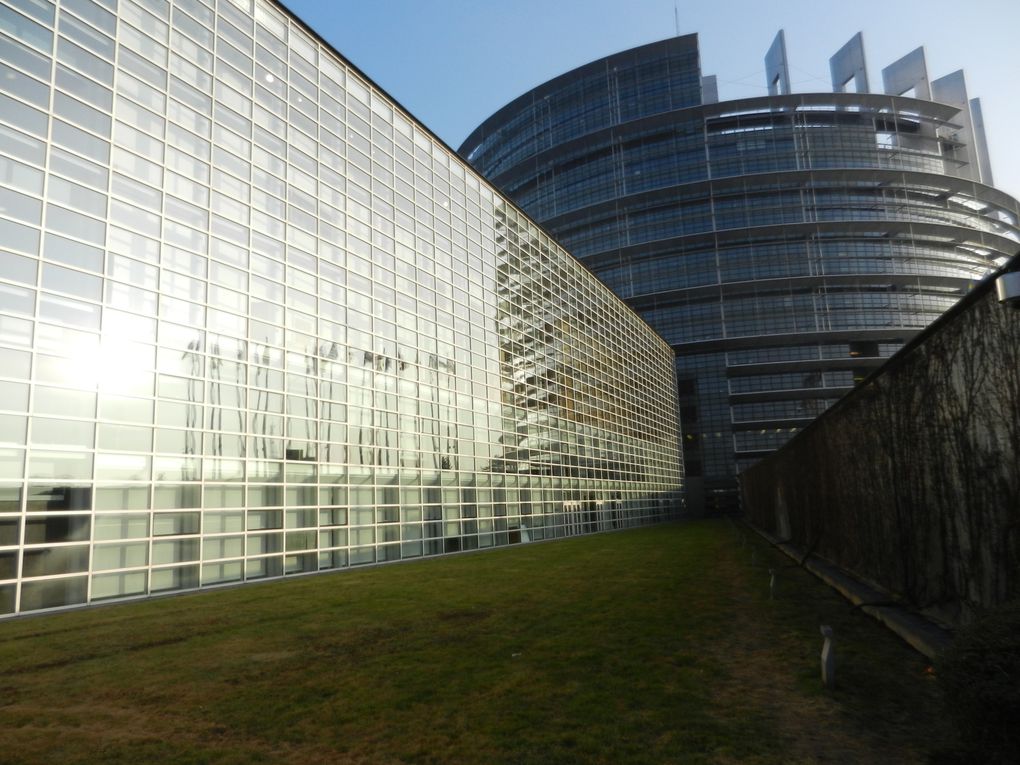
[460,33,1020,512]
[0,0,682,617]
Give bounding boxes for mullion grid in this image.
[0,0,681,616]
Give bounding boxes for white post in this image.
[820,625,835,688]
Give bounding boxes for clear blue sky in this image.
[283,0,1020,201]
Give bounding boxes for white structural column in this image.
[882,47,931,99]
[969,98,995,186]
[931,70,981,183]
[701,75,718,104]
[765,30,790,96]
[830,32,869,93]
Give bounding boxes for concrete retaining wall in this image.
[741,261,1020,626]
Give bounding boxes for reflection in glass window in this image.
[0,0,686,618]
[0,5,52,53]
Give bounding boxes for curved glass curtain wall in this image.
[0,0,682,617]
[460,36,1020,510]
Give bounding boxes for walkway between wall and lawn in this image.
[0,520,949,764]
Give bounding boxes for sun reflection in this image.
[67,339,154,394]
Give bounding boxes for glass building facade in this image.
[0,0,682,617]
[460,34,1020,512]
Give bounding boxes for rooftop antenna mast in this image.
[674,0,680,36]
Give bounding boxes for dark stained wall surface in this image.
[741,257,1020,626]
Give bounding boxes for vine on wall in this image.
[742,281,1020,626]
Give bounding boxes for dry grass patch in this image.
[0,521,945,764]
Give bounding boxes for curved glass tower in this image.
[460,33,1020,512]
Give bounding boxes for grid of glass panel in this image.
[460,36,1020,508]
[0,0,683,616]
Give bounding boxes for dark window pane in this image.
[19,575,88,610]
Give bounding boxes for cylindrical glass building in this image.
[460,33,1020,512]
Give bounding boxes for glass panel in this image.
[0,154,44,194]
[201,560,243,584]
[204,485,244,508]
[94,487,150,512]
[149,564,198,592]
[25,483,92,511]
[0,448,24,480]
[94,453,150,480]
[98,395,153,425]
[47,175,107,218]
[0,122,45,164]
[91,570,147,599]
[30,418,95,448]
[93,512,149,540]
[0,384,29,418]
[49,146,109,190]
[97,424,152,451]
[44,232,105,271]
[45,204,105,246]
[0,317,34,349]
[0,550,16,579]
[56,63,113,111]
[246,532,282,555]
[152,456,200,482]
[152,485,201,510]
[64,0,116,36]
[19,576,88,610]
[56,38,113,84]
[0,251,37,284]
[27,451,93,480]
[0,92,47,137]
[0,59,49,107]
[24,515,91,544]
[0,416,26,446]
[0,216,40,254]
[0,29,50,79]
[0,485,21,513]
[21,545,90,576]
[151,538,198,564]
[244,555,282,579]
[93,542,148,570]
[0,5,52,52]
[246,509,281,530]
[152,510,199,535]
[202,535,243,560]
[52,119,110,164]
[53,92,111,136]
[0,583,15,612]
[204,510,243,532]
[0,517,20,546]
[0,186,42,224]
[41,263,103,300]
[33,387,96,417]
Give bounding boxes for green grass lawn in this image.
[0,520,947,764]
